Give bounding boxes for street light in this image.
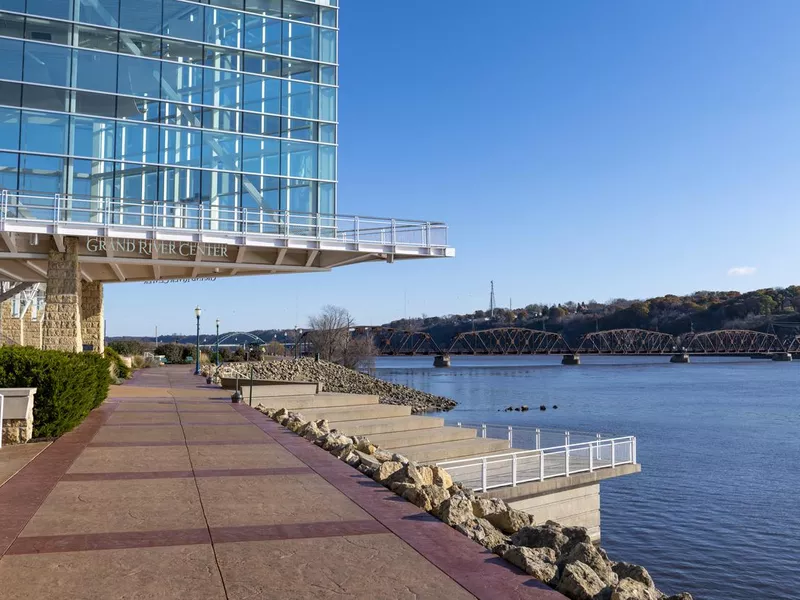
[194,306,202,375]
[215,318,220,367]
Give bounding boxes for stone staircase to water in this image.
[242,382,510,462]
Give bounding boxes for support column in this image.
[0,300,23,345]
[81,282,104,352]
[22,307,43,349]
[43,237,83,352]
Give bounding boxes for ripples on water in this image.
[372,356,800,600]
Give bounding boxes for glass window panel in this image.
[0,13,25,39]
[319,145,334,180]
[203,68,241,109]
[284,0,317,24]
[75,91,117,117]
[242,135,279,175]
[70,116,115,159]
[244,14,281,54]
[319,86,335,121]
[118,31,162,58]
[0,38,24,81]
[201,131,240,170]
[0,82,22,108]
[160,166,202,203]
[75,0,120,27]
[117,55,161,98]
[162,0,204,41]
[74,25,118,51]
[20,154,65,196]
[201,170,239,230]
[114,162,159,200]
[69,158,114,207]
[243,52,280,76]
[281,140,316,179]
[211,0,243,9]
[25,17,71,44]
[320,8,336,28]
[242,174,279,212]
[25,0,71,20]
[241,112,279,137]
[283,117,315,141]
[119,0,163,34]
[163,39,204,63]
[204,47,242,70]
[243,75,280,114]
[0,108,20,151]
[23,42,70,87]
[320,29,336,63]
[162,126,201,167]
[205,7,242,47]
[283,58,315,81]
[202,108,240,132]
[74,49,118,94]
[282,22,315,60]
[244,0,281,18]
[21,110,68,154]
[282,80,316,119]
[320,65,336,85]
[0,0,24,13]
[283,178,314,214]
[161,61,203,103]
[116,96,160,121]
[161,101,199,126]
[0,152,19,192]
[319,123,335,143]
[319,182,334,214]
[21,84,68,112]
[116,121,159,162]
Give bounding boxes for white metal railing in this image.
[0,190,449,248]
[437,433,637,493]
[454,422,608,450]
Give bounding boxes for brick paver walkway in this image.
[0,366,564,599]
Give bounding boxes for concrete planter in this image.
[1,387,37,446]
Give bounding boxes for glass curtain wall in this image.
[0,0,338,231]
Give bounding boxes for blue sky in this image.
[106,0,800,337]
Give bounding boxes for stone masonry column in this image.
[80,282,104,352]
[43,237,83,352]
[0,301,23,345]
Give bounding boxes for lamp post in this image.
[194,306,202,375]
[215,318,220,367]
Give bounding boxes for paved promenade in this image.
[0,366,564,599]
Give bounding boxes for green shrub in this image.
[131,355,145,369]
[0,347,112,438]
[108,340,145,356]
[105,346,131,379]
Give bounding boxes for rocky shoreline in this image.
[217,358,456,413]
[258,405,693,600]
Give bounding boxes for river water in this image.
[372,356,800,600]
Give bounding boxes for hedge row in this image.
[0,347,111,438]
[105,346,131,380]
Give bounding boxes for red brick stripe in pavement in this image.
[61,467,311,482]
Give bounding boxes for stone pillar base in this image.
[43,237,83,352]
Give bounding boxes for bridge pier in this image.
[561,354,581,366]
[670,353,690,364]
[433,354,451,368]
[771,352,793,362]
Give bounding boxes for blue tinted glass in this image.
[119,0,163,34]
[282,22,315,60]
[0,38,24,81]
[319,124,335,143]
[0,108,20,151]
[202,108,240,132]
[282,80,316,119]
[244,14,280,54]
[20,154,64,194]
[160,167,202,203]
[0,152,19,191]
[319,86,335,121]
[26,0,71,20]
[74,49,118,94]
[115,163,159,201]
[70,116,115,159]
[320,29,336,62]
[319,145,334,180]
[162,0,204,41]
[242,113,279,136]
[320,8,336,28]
[162,127,201,167]
[202,170,239,208]
[284,178,313,213]
[243,75,280,114]
[242,175,279,212]
[201,131,240,170]
[70,158,114,201]
[205,7,242,47]
[161,62,204,103]
[23,42,70,87]
[320,66,335,85]
[116,121,159,162]
[282,140,316,179]
[75,0,120,27]
[242,135,279,175]
[21,111,68,154]
[117,56,161,98]
[0,0,25,13]
[203,69,241,109]
[244,0,280,18]
[319,182,334,214]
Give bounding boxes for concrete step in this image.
[297,403,411,423]
[332,415,445,436]
[244,383,320,398]
[259,393,379,410]
[391,438,511,463]
[370,426,477,449]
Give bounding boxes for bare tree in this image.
[307,305,375,369]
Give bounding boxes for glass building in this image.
[0,0,338,227]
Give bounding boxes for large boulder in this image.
[486,507,535,535]
[612,563,654,589]
[374,461,404,484]
[431,466,453,489]
[455,518,508,552]
[437,493,475,526]
[563,542,617,587]
[340,450,361,468]
[373,449,394,462]
[511,522,569,554]
[556,561,608,600]
[610,578,660,600]
[471,497,507,519]
[402,484,451,512]
[299,421,323,441]
[406,463,434,487]
[562,526,593,552]
[503,546,559,585]
[355,437,376,455]
[272,408,288,421]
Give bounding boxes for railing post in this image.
[535,428,541,449]
[481,424,486,439]
[565,430,570,446]
[481,457,488,492]
[589,442,594,472]
[391,218,396,245]
[539,450,545,480]
[631,437,637,464]
[512,454,518,487]
[456,422,461,428]
[611,439,616,468]
[54,193,61,222]
[425,221,431,247]
[565,444,570,476]
[354,216,359,243]
[508,425,513,448]
[596,433,602,460]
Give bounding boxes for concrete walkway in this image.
[0,366,564,600]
